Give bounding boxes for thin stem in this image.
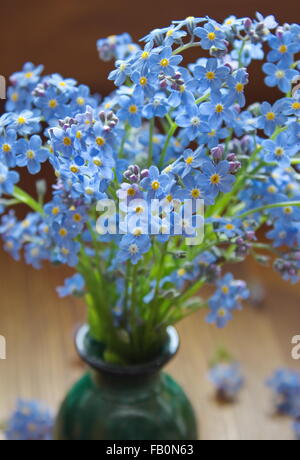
[12,186,44,215]
[173,42,200,55]
[147,118,155,168]
[159,122,177,169]
[237,201,300,219]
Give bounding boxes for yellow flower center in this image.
[208,32,216,40]
[267,185,277,194]
[235,83,244,92]
[206,71,215,80]
[63,137,72,146]
[70,165,79,173]
[48,99,57,108]
[215,104,224,113]
[225,224,234,230]
[185,156,194,165]
[279,45,287,53]
[25,72,33,79]
[133,227,142,236]
[218,308,226,317]
[73,214,82,222]
[93,158,103,166]
[129,105,138,114]
[127,187,136,196]
[135,206,144,214]
[160,58,169,67]
[11,92,19,102]
[59,228,68,237]
[275,147,284,157]
[76,97,85,106]
[26,150,35,159]
[2,144,11,153]
[61,248,70,255]
[222,286,229,294]
[96,137,105,146]
[210,173,221,184]
[141,51,149,59]
[76,131,82,139]
[208,130,216,137]
[17,117,26,125]
[151,180,160,190]
[275,70,285,79]
[191,188,201,198]
[166,29,174,37]
[177,268,186,277]
[292,102,300,110]
[139,77,148,86]
[52,207,60,215]
[266,112,275,120]
[284,207,293,215]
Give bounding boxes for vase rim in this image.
[75,324,180,377]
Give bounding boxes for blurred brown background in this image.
[0,0,300,440]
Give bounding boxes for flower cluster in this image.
[0,13,299,363]
[5,400,54,441]
[267,369,300,440]
[208,362,245,401]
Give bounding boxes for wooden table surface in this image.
[0,248,299,441]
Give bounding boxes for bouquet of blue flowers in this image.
[0,13,299,364]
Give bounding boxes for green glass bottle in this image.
[55,325,198,440]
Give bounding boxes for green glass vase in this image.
[55,324,198,440]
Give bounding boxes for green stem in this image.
[237,201,300,219]
[173,42,200,55]
[12,186,44,215]
[148,118,155,168]
[159,122,177,169]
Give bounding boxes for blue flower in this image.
[117,94,144,128]
[293,419,300,440]
[11,110,41,135]
[263,62,298,93]
[140,166,169,198]
[206,302,233,328]
[194,22,226,50]
[182,174,215,205]
[142,94,169,119]
[193,58,230,92]
[34,86,68,121]
[267,369,300,416]
[225,69,249,107]
[279,96,300,117]
[16,136,49,174]
[257,101,286,136]
[209,363,245,400]
[0,164,19,195]
[200,91,234,127]
[231,40,264,66]
[108,60,132,86]
[0,129,17,167]
[206,273,249,327]
[5,399,54,441]
[262,132,298,167]
[117,233,151,264]
[57,274,85,298]
[176,104,210,142]
[149,46,183,76]
[198,160,235,198]
[267,32,300,66]
[10,62,44,88]
[181,148,206,177]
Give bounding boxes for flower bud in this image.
[211,145,224,163]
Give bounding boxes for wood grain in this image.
[0,248,299,440]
